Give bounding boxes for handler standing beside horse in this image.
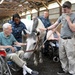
[9,13,27,43]
[40,1,75,75]
[39,10,51,55]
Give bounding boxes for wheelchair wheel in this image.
[0,59,3,75]
[5,63,12,75]
[8,61,21,72]
[0,56,12,75]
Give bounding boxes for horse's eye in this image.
[33,42,36,45]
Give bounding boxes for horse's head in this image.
[21,18,46,59]
[36,18,46,38]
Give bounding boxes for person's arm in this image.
[22,22,29,37]
[47,30,54,40]
[22,22,27,30]
[47,28,60,40]
[11,34,26,46]
[39,27,46,31]
[47,16,62,31]
[55,31,60,41]
[66,15,75,32]
[47,21,59,30]
[0,45,15,53]
[39,21,59,31]
[14,41,26,46]
[0,45,12,49]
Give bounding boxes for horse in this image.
[21,18,46,65]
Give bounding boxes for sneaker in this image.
[31,70,39,75]
[23,69,27,75]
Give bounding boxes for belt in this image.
[62,37,71,39]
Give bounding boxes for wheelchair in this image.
[7,60,21,72]
[5,48,21,72]
[43,40,59,62]
[0,49,22,75]
[0,49,12,75]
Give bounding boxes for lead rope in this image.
[40,24,60,48]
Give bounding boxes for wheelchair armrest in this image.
[0,49,7,57]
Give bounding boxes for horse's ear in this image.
[34,18,38,26]
[33,17,38,22]
[32,18,38,32]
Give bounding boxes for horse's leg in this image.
[22,35,27,50]
[38,40,43,63]
[39,50,43,63]
[33,51,38,66]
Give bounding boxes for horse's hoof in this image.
[39,59,43,63]
[24,61,27,65]
[34,61,38,66]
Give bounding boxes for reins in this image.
[40,24,60,48]
[24,35,40,53]
[24,24,60,53]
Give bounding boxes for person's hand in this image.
[66,15,70,22]
[9,46,15,53]
[21,43,27,46]
[14,43,27,47]
[53,38,59,41]
[39,28,46,31]
[23,34,29,38]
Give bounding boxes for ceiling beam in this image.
[27,0,46,3]
[41,1,48,10]
[28,1,38,10]
[56,0,62,15]
[56,0,61,6]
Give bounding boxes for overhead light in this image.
[0,0,4,4]
[18,4,22,7]
[24,1,28,4]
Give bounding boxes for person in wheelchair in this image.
[0,23,39,75]
[46,29,60,61]
[47,29,60,48]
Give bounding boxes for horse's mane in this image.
[36,18,45,32]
